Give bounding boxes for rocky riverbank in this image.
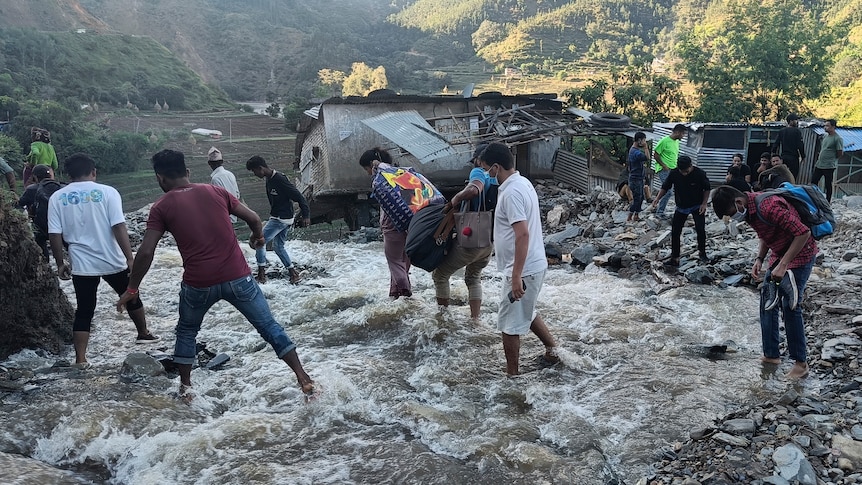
[532,182,862,485]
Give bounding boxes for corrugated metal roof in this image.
[303,105,320,120]
[361,110,458,164]
[811,127,862,152]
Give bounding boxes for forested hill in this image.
[0,0,860,122]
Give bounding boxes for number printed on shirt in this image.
[59,189,105,206]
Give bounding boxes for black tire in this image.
[590,112,631,128]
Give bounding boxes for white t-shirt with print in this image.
[494,171,547,277]
[47,180,128,276]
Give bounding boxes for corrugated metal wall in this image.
[552,150,589,193]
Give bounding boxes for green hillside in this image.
[0,28,231,110]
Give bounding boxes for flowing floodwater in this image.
[1,238,801,484]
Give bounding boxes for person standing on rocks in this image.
[433,144,496,320]
[652,124,686,219]
[811,119,844,203]
[484,142,559,375]
[711,185,816,379]
[651,155,711,266]
[626,132,649,222]
[773,113,805,180]
[245,155,310,284]
[207,147,241,223]
[25,128,58,186]
[117,149,316,400]
[47,153,159,368]
[17,164,61,259]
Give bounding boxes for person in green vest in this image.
[24,128,59,185]
[652,124,686,219]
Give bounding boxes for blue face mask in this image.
[730,207,747,222]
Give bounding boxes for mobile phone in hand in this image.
[508,280,527,303]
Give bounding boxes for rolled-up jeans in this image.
[760,255,815,363]
[256,216,294,268]
[432,244,493,300]
[656,169,673,215]
[628,176,644,214]
[173,274,296,365]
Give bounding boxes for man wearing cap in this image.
[17,164,60,259]
[774,114,805,179]
[207,147,241,223]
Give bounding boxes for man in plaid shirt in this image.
[712,185,817,379]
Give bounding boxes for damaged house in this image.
[295,91,583,228]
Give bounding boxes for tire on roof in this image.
[590,112,631,128]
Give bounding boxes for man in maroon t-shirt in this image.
[711,185,817,379]
[117,149,316,400]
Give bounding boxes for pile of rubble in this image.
[533,180,862,484]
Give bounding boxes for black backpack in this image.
[33,180,62,233]
[405,204,455,272]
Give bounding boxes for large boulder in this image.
[0,193,73,359]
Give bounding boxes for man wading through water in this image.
[118,149,316,401]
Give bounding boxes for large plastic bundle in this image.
[372,165,445,232]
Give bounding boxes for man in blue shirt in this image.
[626,132,648,222]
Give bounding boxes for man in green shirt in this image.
[652,124,686,219]
[812,119,844,202]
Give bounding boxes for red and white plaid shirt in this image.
[745,192,818,269]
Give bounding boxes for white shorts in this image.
[497,270,545,336]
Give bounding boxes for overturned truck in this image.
[294,91,581,229]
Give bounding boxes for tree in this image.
[677,0,835,121]
[341,63,388,97]
[265,102,281,118]
[317,69,346,97]
[563,66,688,125]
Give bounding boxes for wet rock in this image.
[690,427,714,440]
[120,352,165,382]
[822,304,860,314]
[712,432,749,447]
[772,444,817,485]
[844,250,859,261]
[571,244,598,266]
[761,477,790,485]
[777,389,799,405]
[723,419,755,435]
[721,274,745,287]
[684,267,714,285]
[852,424,862,441]
[544,225,582,244]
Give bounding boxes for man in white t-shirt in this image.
[481,143,559,376]
[207,147,241,223]
[48,153,159,368]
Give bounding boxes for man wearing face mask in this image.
[711,185,817,379]
[434,144,498,320]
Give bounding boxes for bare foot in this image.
[255,267,267,284]
[760,356,781,365]
[787,362,809,379]
[178,384,194,404]
[302,381,320,402]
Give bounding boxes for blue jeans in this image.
[174,274,296,365]
[656,169,673,215]
[760,256,815,363]
[256,217,294,268]
[628,176,644,214]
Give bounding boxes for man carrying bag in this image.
[432,144,498,320]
